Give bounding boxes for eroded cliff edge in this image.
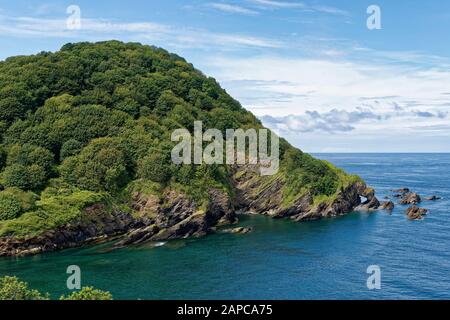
[0,165,379,256]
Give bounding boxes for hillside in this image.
[0,41,377,256]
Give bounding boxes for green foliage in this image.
[0,40,354,238]
[0,276,49,300]
[60,138,129,192]
[60,139,83,161]
[60,287,113,300]
[0,192,22,221]
[0,275,112,300]
[137,150,172,183]
[0,185,105,238]
[1,144,54,190]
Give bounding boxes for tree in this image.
[2,164,30,190]
[60,139,83,161]
[0,276,49,300]
[60,138,129,192]
[137,151,172,183]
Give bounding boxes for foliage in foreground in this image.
[0,276,112,300]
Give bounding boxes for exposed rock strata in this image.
[0,166,383,256]
[0,205,138,256]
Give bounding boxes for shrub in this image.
[137,152,172,183]
[2,164,47,191]
[0,192,22,221]
[0,276,49,300]
[60,287,112,300]
[60,138,129,192]
[2,164,29,190]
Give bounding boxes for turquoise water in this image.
[1,154,449,299]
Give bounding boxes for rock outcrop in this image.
[392,188,410,194]
[399,193,421,205]
[0,205,138,257]
[406,206,428,220]
[0,166,382,256]
[379,201,395,211]
[115,188,236,247]
[222,227,253,234]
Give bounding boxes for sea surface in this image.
[1,153,449,299]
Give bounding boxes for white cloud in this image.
[247,0,349,15]
[200,54,450,143]
[207,3,259,15]
[249,0,306,9]
[0,15,280,49]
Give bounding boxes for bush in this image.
[2,164,30,190]
[60,287,112,300]
[2,164,47,191]
[0,193,22,221]
[60,138,129,192]
[137,152,172,183]
[0,276,112,300]
[0,276,48,300]
[60,139,83,161]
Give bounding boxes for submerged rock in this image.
[399,193,421,205]
[406,206,428,220]
[392,188,410,194]
[425,195,441,201]
[222,227,253,234]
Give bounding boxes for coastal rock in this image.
[0,207,138,257]
[392,188,410,194]
[425,195,441,201]
[222,227,253,234]
[379,201,395,211]
[406,206,428,220]
[354,186,381,211]
[116,188,236,246]
[399,193,421,205]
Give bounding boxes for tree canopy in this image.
[0,41,345,238]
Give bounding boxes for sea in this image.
[1,154,449,299]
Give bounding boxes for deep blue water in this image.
[0,153,449,299]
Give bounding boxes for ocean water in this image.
[0,153,449,300]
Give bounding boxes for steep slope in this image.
[0,41,377,256]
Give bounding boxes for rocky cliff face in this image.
[0,165,380,257]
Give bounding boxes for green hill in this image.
[0,41,372,256]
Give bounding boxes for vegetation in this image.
[60,287,113,300]
[0,276,49,300]
[0,276,112,300]
[0,41,354,238]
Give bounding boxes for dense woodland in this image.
[0,41,350,238]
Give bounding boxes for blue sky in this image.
[1,0,450,152]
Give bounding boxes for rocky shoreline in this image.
[2,169,438,257]
[0,164,388,257]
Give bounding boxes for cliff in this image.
[0,41,380,256]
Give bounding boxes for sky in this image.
[0,0,450,152]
